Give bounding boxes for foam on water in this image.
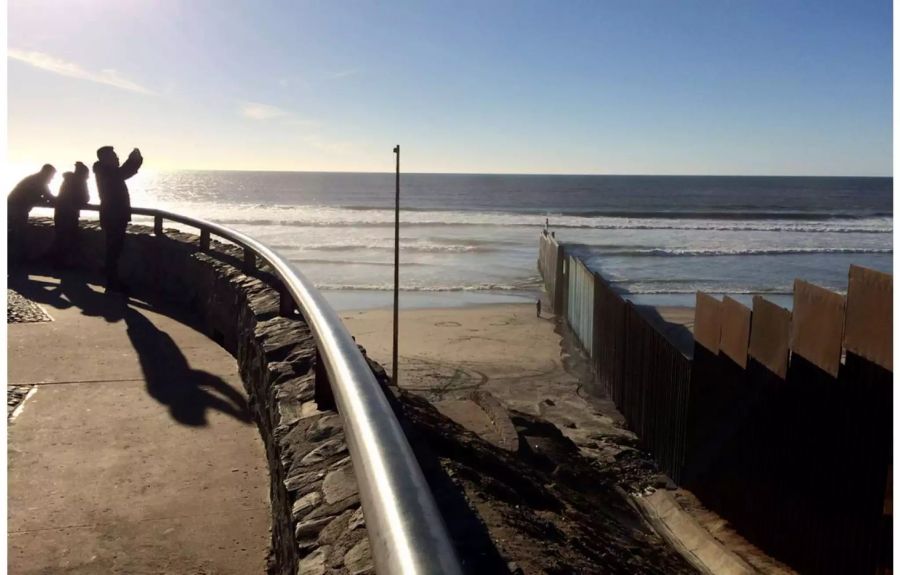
[16,169,890,307]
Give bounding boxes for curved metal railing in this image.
[65,204,464,575]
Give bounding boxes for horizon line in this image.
[141,168,894,179]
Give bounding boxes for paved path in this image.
[8,272,270,575]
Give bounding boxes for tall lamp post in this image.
[392,145,400,386]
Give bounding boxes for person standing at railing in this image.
[93,146,143,293]
[7,163,57,265]
[51,161,91,267]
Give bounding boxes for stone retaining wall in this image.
[20,219,374,575]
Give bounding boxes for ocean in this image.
[21,170,895,310]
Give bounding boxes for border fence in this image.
[538,233,892,574]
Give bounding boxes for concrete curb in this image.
[633,490,757,575]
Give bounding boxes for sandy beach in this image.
[343,303,584,412]
[341,302,695,453]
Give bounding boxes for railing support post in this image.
[315,347,336,412]
[243,247,256,270]
[279,284,294,317]
[154,215,164,236]
[200,229,210,251]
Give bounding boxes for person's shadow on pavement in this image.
[124,306,251,427]
[9,271,125,323]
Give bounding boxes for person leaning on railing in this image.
[93,146,143,294]
[7,163,56,266]
[51,161,91,267]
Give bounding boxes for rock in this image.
[278,375,315,404]
[541,398,556,407]
[297,547,328,575]
[296,537,318,552]
[295,516,333,539]
[291,491,322,520]
[284,469,325,493]
[304,493,360,521]
[508,561,524,574]
[323,465,359,504]
[307,414,343,442]
[471,390,520,452]
[275,399,306,428]
[348,507,366,531]
[330,455,352,469]
[652,474,677,490]
[7,289,53,324]
[295,400,322,421]
[563,421,577,429]
[300,438,347,466]
[344,538,373,575]
[318,509,354,545]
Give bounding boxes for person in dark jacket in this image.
[8,164,56,263]
[93,146,143,292]
[52,162,91,266]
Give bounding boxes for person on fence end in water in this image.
[93,146,143,293]
[52,162,91,267]
[8,164,57,264]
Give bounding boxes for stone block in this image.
[323,465,359,504]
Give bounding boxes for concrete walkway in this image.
[8,272,270,574]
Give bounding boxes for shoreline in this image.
[323,288,538,312]
[322,286,791,315]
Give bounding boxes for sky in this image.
[6,0,894,176]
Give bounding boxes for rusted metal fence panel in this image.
[694,292,722,353]
[844,265,892,371]
[719,296,751,368]
[684,280,891,574]
[538,239,891,574]
[791,279,846,377]
[584,272,692,481]
[592,274,628,405]
[748,296,791,378]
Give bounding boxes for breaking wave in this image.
[581,247,892,258]
[155,202,892,235]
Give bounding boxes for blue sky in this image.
[7,0,893,175]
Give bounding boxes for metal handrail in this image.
[63,203,464,575]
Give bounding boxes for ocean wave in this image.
[286,258,432,267]
[215,216,892,234]
[619,285,796,295]
[340,204,892,221]
[315,282,539,293]
[580,247,893,257]
[155,202,892,234]
[309,243,494,254]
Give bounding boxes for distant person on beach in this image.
[536,299,542,318]
[52,162,91,266]
[94,146,143,293]
[8,164,56,263]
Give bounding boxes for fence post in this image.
[243,247,256,270]
[154,215,163,236]
[315,347,336,411]
[200,229,210,251]
[278,284,294,317]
